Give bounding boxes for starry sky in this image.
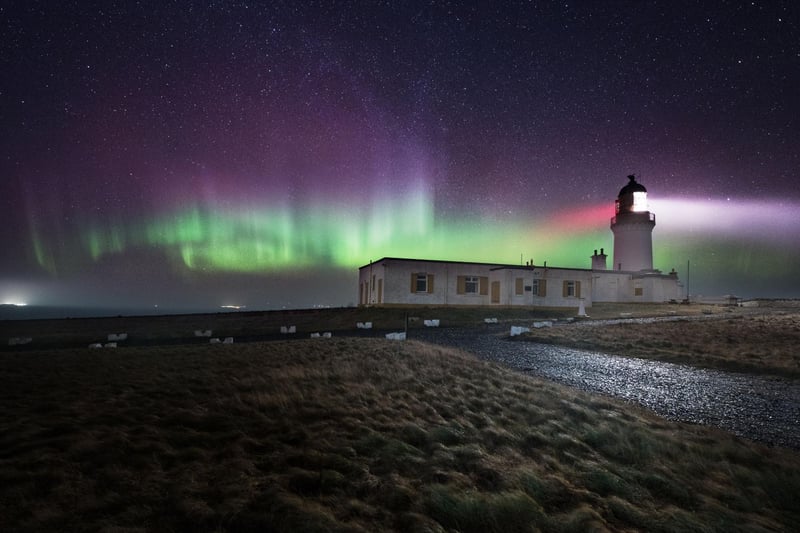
[1,1,798,315]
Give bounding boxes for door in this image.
[491,281,500,303]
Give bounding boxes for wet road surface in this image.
[412,327,800,450]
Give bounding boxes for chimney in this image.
[592,248,607,270]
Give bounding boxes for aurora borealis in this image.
[1,2,798,314]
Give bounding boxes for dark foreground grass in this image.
[1,339,798,531]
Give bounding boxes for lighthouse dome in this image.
[615,175,649,214]
[618,175,647,197]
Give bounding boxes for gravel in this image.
[412,326,800,450]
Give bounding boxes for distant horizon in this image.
[0,302,349,321]
[4,295,800,321]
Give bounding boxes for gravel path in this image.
[412,326,800,450]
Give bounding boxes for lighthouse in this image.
[610,175,655,271]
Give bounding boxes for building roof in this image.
[358,257,513,270]
[489,265,593,273]
[358,257,592,272]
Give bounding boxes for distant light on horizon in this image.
[0,283,34,307]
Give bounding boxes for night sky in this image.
[1,1,798,315]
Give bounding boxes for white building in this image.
[358,176,683,308]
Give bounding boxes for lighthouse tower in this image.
[611,175,655,271]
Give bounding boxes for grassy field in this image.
[2,338,799,531]
[0,301,743,349]
[522,307,800,378]
[0,306,575,349]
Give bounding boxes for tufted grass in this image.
[524,307,800,377]
[1,337,798,531]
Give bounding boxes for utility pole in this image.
[686,259,690,303]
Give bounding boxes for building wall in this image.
[359,259,500,306]
[490,267,593,307]
[638,275,684,302]
[358,262,387,305]
[591,271,627,302]
[359,259,683,307]
[590,270,683,303]
[359,259,597,308]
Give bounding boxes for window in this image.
[532,279,546,297]
[565,280,576,297]
[411,273,434,293]
[416,273,428,292]
[515,277,524,296]
[633,191,648,212]
[457,275,488,295]
[562,280,581,298]
[634,287,643,296]
[465,276,479,294]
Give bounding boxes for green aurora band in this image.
[32,198,606,275]
[26,194,800,299]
